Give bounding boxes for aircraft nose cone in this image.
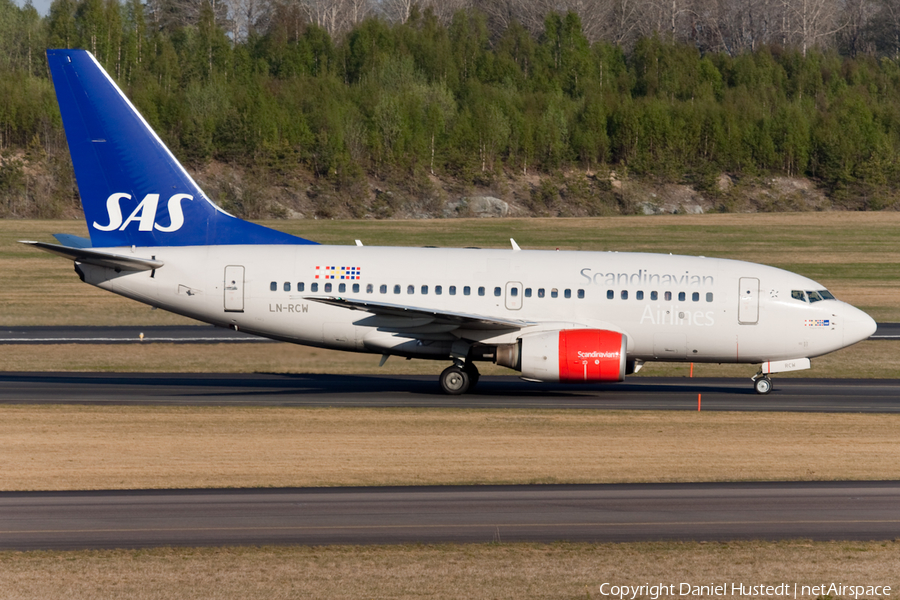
[843,306,877,346]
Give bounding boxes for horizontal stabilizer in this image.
[20,241,163,272]
[305,296,534,330]
[52,233,92,248]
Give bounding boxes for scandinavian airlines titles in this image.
[580,268,714,287]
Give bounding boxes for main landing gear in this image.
[751,371,773,395]
[440,362,480,395]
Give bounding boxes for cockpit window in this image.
[792,289,835,303]
[791,290,835,303]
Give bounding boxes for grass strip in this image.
[2,407,900,491]
[2,541,898,599]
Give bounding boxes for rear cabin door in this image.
[505,281,523,310]
[224,265,245,312]
[738,277,759,324]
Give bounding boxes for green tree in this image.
[47,0,77,49]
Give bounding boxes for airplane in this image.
[24,49,877,396]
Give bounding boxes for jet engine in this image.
[494,329,627,383]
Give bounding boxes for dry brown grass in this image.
[1,541,898,599]
[2,407,899,491]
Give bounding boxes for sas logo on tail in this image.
[93,193,193,232]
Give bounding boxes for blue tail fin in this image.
[47,49,316,248]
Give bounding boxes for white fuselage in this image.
[76,244,876,366]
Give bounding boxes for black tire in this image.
[754,377,772,395]
[463,363,480,389]
[440,365,470,395]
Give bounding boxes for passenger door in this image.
[738,277,759,324]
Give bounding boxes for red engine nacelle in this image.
[495,329,627,383]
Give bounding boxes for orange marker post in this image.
[698,393,701,411]
[690,363,694,378]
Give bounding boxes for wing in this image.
[20,241,164,272]
[304,296,535,330]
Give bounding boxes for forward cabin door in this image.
[224,265,245,312]
[738,277,759,324]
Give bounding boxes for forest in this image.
[3,0,900,219]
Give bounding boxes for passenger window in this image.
[510,287,518,297]
[636,290,644,300]
[564,289,571,299]
[494,287,502,297]
[577,289,584,299]
[284,282,291,292]
[538,288,546,298]
[407,285,414,294]
[421,285,428,295]
[366,284,373,293]
[607,290,614,300]
[298,282,305,292]
[324,283,332,292]
[678,292,686,301]
[352,283,359,293]
[339,283,346,293]
[464,286,471,296]
[478,287,485,296]
[621,290,628,300]
[650,291,658,301]
[435,285,442,295]
[449,286,456,295]
[551,288,559,298]
[665,291,672,301]
[270,282,277,292]
[394,285,401,294]
[692,292,699,302]
[311,283,318,292]
[706,292,713,302]
[525,288,532,298]
[380,284,387,294]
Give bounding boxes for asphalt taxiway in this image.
[0,325,271,344]
[3,482,899,550]
[1,372,899,411]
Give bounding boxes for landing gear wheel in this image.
[754,376,772,395]
[440,365,470,395]
[463,363,480,389]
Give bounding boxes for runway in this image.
[2,371,900,411]
[2,481,898,550]
[0,323,897,343]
